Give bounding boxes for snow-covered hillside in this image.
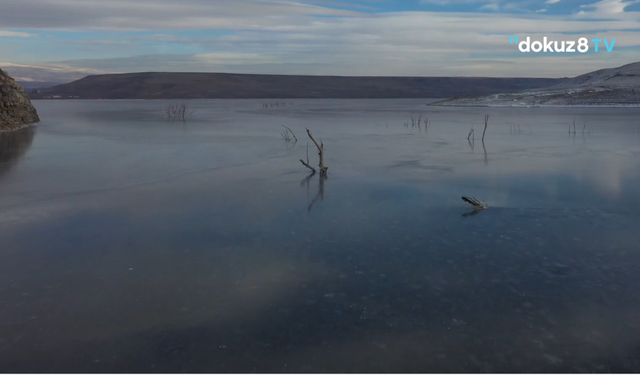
[431,62,640,107]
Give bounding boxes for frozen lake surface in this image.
[1,99,640,372]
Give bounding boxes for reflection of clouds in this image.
[3,181,640,370]
[67,248,329,341]
[573,158,624,197]
[7,207,640,372]
[0,201,63,235]
[3,101,640,370]
[485,153,639,207]
[2,217,335,340]
[4,101,640,230]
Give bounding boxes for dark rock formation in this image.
[0,68,40,131]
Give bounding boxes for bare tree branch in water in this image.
[569,120,577,134]
[162,104,194,121]
[462,196,487,209]
[306,128,328,175]
[296,128,328,210]
[581,123,590,135]
[281,125,297,142]
[482,140,488,166]
[482,114,489,141]
[461,196,487,217]
[299,142,316,173]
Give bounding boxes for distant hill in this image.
[0,64,99,86]
[547,61,640,89]
[431,62,640,106]
[29,72,565,100]
[17,81,61,90]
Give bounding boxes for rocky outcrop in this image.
[0,68,40,131]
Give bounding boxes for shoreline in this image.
[0,122,39,133]
[428,103,640,108]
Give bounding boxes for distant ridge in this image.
[431,62,640,106]
[547,61,640,89]
[17,81,61,90]
[28,72,564,100]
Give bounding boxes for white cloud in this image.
[480,3,501,11]
[580,0,640,15]
[1,0,640,78]
[420,0,500,5]
[546,0,561,4]
[0,62,109,82]
[0,0,367,31]
[0,30,35,37]
[57,40,136,46]
[420,0,534,12]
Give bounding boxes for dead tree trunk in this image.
[462,196,487,209]
[306,128,328,175]
[299,142,316,174]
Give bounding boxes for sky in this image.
[1,0,640,82]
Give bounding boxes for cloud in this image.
[0,62,109,82]
[546,0,561,3]
[0,0,368,31]
[420,0,463,4]
[57,40,137,46]
[420,0,500,4]
[420,0,532,12]
[420,0,505,10]
[580,0,640,14]
[43,44,640,79]
[1,0,640,78]
[0,30,35,37]
[480,3,501,11]
[12,10,640,78]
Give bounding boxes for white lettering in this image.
[543,37,554,52]
[566,41,576,52]
[518,37,531,52]
[531,41,543,52]
[577,38,589,53]
[553,40,565,52]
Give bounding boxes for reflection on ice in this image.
[1,99,640,372]
[0,125,36,179]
